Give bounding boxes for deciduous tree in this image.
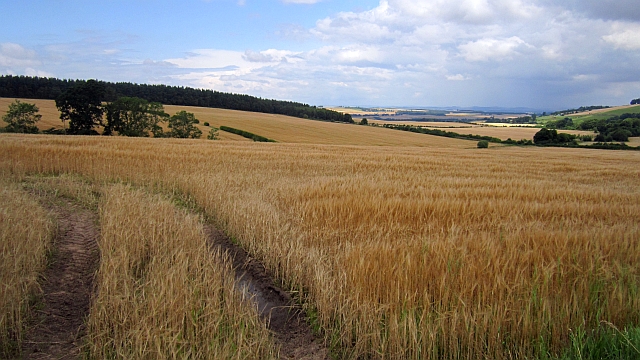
[104,97,168,137]
[2,100,41,133]
[55,80,105,134]
[168,111,202,139]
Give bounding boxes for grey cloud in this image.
[142,59,178,67]
[544,0,640,21]
[243,50,277,63]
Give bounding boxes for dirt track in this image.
[206,225,329,360]
[22,201,99,360]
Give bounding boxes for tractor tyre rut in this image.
[22,201,99,360]
[205,225,329,360]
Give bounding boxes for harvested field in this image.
[1,134,639,359]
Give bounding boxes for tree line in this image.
[0,75,353,123]
[2,81,205,139]
[550,105,610,116]
[546,113,640,142]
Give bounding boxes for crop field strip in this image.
[1,134,639,359]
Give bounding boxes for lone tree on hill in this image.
[55,80,106,134]
[2,99,41,133]
[168,111,202,139]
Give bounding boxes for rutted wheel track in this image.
[205,225,329,360]
[22,201,99,360]
[17,193,326,359]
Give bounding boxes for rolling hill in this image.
[0,98,477,148]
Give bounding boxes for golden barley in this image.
[0,179,54,356]
[1,134,639,359]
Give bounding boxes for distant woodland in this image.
[0,75,353,123]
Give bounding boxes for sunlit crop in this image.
[1,133,639,358]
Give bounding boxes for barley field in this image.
[0,179,54,356]
[1,133,638,358]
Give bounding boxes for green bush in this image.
[610,129,631,142]
[203,122,210,127]
[207,127,219,140]
[477,140,489,148]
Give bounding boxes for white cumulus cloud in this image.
[0,43,40,68]
[603,23,640,50]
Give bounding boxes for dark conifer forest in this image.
[0,75,353,123]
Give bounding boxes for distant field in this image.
[628,137,640,147]
[481,122,540,127]
[424,125,594,141]
[539,104,640,124]
[368,120,476,127]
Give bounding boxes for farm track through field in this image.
[22,200,99,360]
[205,225,329,360]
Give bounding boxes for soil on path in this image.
[22,201,99,360]
[205,226,329,360]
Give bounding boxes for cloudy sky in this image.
[1,0,639,110]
